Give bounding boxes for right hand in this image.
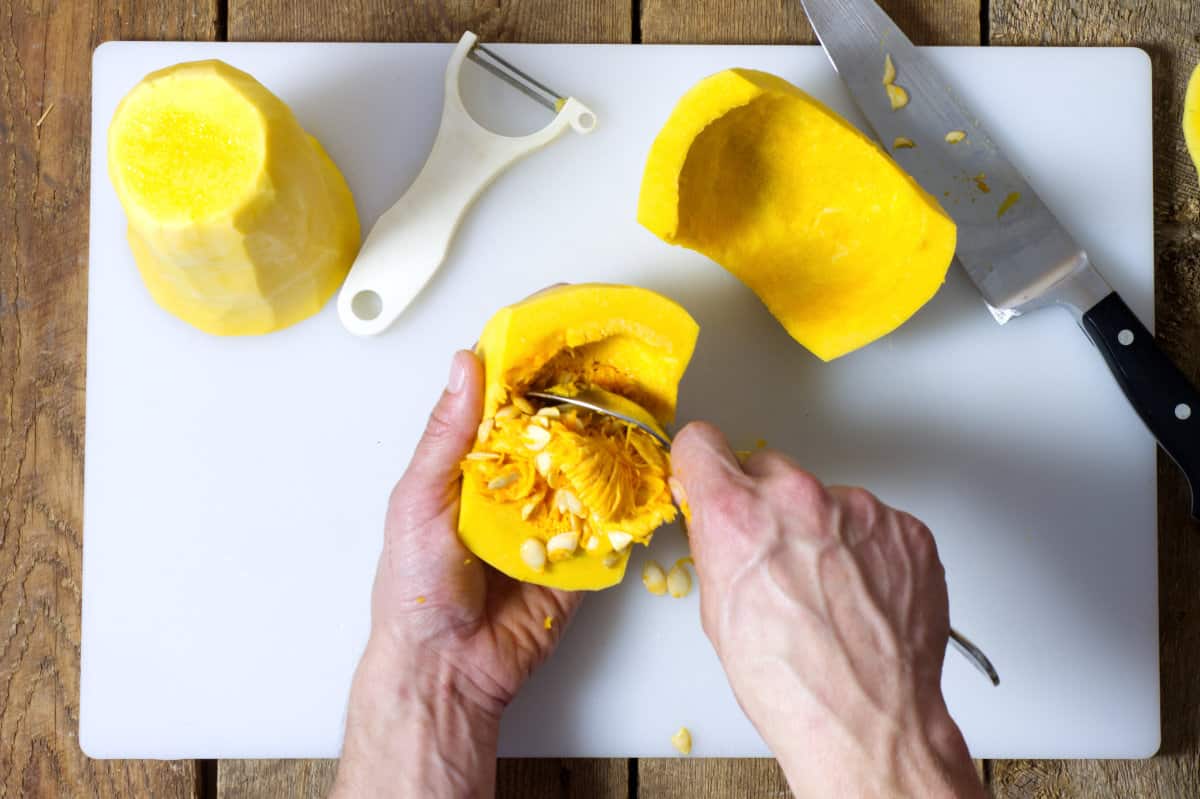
[670,422,983,799]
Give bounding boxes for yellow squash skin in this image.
[459,285,699,591]
[637,69,957,362]
[108,60,360,336]
[1186,63,1200,182]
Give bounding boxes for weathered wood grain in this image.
[497,758,630,798]
[1,1,217,796]
[989,1,1200,796]
[638,757,792,798]
[218,760,337,799]
[227,0,631,42]
[639,0,980,44]
[219,3,631,797]
[216,757,631,798]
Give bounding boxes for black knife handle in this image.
[1081,292,1200,519]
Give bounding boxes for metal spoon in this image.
[527,388,672,448]
[527,387,1000,686]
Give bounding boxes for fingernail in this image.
[669,476,688,507]
[447,352,467,394]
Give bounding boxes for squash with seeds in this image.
[637,68,956,362]
[458,284,699,591]
[108,59,360,335]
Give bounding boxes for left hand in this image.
[332,350,581,799]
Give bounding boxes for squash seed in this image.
[465,451,501,461]
[523,424,551,451]
[513,395,535,415]
[520,497,541,520]
[603,551,622,568]
[945,129,967,144]
[520,537,547,572]
[476,418,494,444]
[584,535,601,552]
[892,136,915,150]
[558,489,585,517]
[534,451,553,477]
[607,531,633,552]
[494,404,520,420]
[642,560,668,595]
[671,727,692,755]
[882,53,896,85]
[536,406,561,418]
[547,531,580,561]
[886,83,909,110]
[487,472,519,491]
[667,563,692,598]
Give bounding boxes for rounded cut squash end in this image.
[459,284,698,591]
[638,68,957,362]
[109,59,361,336]
[109,60,268,226]
[1185,62,1200,181]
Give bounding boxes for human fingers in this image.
[387,350,484,538]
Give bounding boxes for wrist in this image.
[333,635,501,799]
[768,706,981,799]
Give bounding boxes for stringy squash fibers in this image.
[458,285,699,591]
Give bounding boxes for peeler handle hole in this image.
[351,290,383,322]
[576,111,596,131]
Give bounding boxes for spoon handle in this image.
[949,626,999,686]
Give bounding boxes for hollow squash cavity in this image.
[638,69,957,361]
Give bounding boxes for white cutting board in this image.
[82,42,1158,760]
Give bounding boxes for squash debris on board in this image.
[638,68,957,362]
[458,284,699,591]
[108,59,360,335]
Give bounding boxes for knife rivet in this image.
[1117,329,1134,346]
[1176,404,1192,421]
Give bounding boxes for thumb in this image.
[669,421,751,562]
[670,421,747,510]
[670,423,760,641]
[390,350,484,528]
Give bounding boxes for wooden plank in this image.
[1,1,217,797]
[219,3,631,797]
[217,757,630,798]
[636,2,982,795]
[227,0,631,42]
[639,757,791,798]
[989,1,1200,797]
[639,0,979,44]
[218,760,337,798]
[497,759,630,798]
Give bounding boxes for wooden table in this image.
[4,0,1199,796]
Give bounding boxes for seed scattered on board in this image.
[642,560,667,595]
[671,726,692,755]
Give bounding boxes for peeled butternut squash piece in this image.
[638,69,956,361]
[1185,62,1200,182]
[458,284,699,591]
[108,60,360,335]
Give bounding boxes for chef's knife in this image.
[799,0,1200,519]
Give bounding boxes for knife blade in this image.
[800,0,1200,518]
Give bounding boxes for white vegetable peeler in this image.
[337,31,597,336]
